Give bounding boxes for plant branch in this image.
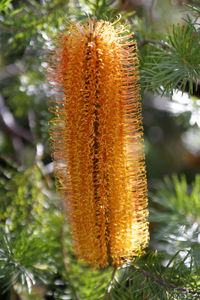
[135,266,200,297]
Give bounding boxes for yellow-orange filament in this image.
[48,19,149,268]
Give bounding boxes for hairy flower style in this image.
[48,19,149,268]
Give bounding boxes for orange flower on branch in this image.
[48,19,149,268]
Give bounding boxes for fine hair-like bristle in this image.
[48,19,149,268]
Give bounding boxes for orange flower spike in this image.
[48,19,149,268]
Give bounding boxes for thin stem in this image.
[105,266,118,300]
[138,39,170,50]
[149,0,155,25]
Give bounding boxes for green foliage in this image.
[1,163,200,298]
[110,250,200,299]
[0,161,112,299]
[150,175,200,258]
[139,3,200,96]
[0,227,49,294]
[151,174,200,222]
[107,175,200,300]
[185,2,200,15]
[141,24,200,96]
[0,161,62,294]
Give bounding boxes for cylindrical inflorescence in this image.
[48,19,149,268]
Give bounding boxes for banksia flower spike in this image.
[48,19,149,268]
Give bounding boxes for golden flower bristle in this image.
[48,19,149,268]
